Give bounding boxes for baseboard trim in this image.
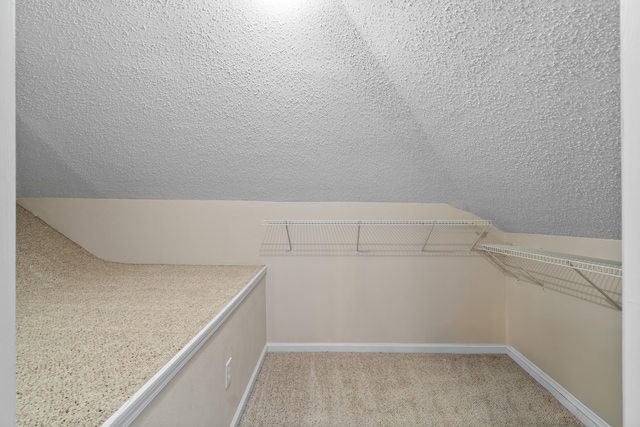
[506,345,610,427]
[102,266,268,427]
[230,344,268,427]
[267,342,507,354]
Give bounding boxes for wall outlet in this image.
[225,357,232,389]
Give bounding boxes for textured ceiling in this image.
[16,0,620,239]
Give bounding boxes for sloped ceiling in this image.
[16,0,620,239]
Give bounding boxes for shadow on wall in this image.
[16,116,103,198]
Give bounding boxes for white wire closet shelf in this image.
[260,220,492,256]
[475,244,622,311]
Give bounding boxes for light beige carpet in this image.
[16,205,263,426]
[239,352,583,427]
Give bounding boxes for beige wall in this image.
[266,255,505,344]
[130,277,266,427]
[17,198,501,265]
[18,198,624,425]
[505,232,622,427]
[18,198,507,345]
[504,233,621,260]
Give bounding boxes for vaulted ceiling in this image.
[16,0,620,239]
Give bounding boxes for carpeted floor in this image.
[239,352,584,426]
[16,205,263,426]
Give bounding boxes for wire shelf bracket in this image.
[261,220,493,257]
[261,221,623,310]
[474,244,622,310]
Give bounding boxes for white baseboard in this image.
[230,344,268,427]
[506,345,610,427]
[267,342,507,354]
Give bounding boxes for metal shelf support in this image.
[468,223,491,254]
[475,244,622,310]
[569,262,622,310]
[420,224,435,255]
[285,221,292,253]
[261,220,492,256]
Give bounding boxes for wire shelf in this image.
[260,220,492,256]
[475,244,622,310]
[474,244,622,278]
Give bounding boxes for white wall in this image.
[621,0,640,425]
[0,0,16,425]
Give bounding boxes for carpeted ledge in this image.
[16,205,263,427]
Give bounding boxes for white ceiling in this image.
[16,0,620,239]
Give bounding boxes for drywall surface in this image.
[621,0,640,425]
[18,198,506,345]
[20,198,626,421]
[266,255,506,344]
[18,198,503,265]
[0,0,16,424]
[16,0,620,239]
[505,232,622,426]
[130,277,266,427]
[504,232,621,260]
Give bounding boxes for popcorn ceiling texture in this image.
[16,0,620,239]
